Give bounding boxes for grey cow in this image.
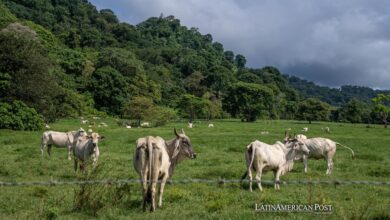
[73,132,104,171]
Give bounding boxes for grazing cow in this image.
[133,128,196,212]
[41,128,86,160]
[242,140,309,191]
[73,132,104,171]
[126,125,132,129]
[287,138,355,174]
[208,123,214,128]
[141,122,150,127]
[188,122,193,128]
[81,120,88,124]
[322,127,330,133]
[302,127,309,132]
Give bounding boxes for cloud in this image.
[90,0,390,89]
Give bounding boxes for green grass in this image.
[0,119,389,219]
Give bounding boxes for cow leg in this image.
[67,146,72,160]
[255,167,263,192]
[158,173,168,207]
[47,144,52,156]
[41,143,46,158]
[274,169,282,190]
[326,158,333,175]
[248,167,253,192]
[303,155,308,173]
[150,178,157,212]
[142,172,148,212]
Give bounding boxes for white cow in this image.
[302,127,309,132]
[141,122,150,127]
[289,138,355,174]
[133,128,196,212]
[243,140,309,191]
[322,127,330,133]
[188,122,193,128]
[73,132,104,171]
[81,120,88,124]
[208,123,214,128]
[126,125,132,129]
[41,128,86,160]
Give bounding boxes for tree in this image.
[177,94,211,122]
[122,96,154,125]
[372,94,390,128]
[296,98,331,124]
[87,66,129,115]
[223,82,274,122]
[339,98,365,123]
[224,51,234,63]
[235,54,246,69]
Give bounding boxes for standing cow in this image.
[133,128,196,212]
[41,128,86,160]
[288,137,355,174]
[73,132,104,171]
[242,139,309,191]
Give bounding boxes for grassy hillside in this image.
[0,119,389,219]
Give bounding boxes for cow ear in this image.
[174,128,179,137]
[181,128,185,135]
[173,140,180,158]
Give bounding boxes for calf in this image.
[73,132,104,171]
[133,128,196,212]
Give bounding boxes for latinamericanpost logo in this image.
[255,203,333,214]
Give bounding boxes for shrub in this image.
[0,100,44,130]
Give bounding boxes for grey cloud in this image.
[90,0,390,89]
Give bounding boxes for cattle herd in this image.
[41,123,355,212]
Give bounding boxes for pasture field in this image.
[0,119,389,219]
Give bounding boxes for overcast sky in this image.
[90,0,390,89]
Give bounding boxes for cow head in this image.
[289,138,310,155]
[173,128,196,159]
[87,132,104,148]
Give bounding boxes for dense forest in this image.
[0,0,389,130]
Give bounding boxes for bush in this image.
[0,100,44,130]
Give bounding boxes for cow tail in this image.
[336,142,355,159]
[247,144,256,179]
[147,137,153,185]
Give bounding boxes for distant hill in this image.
[0,0,388,126]
[284,75,390,106]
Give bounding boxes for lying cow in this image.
[133,128,196,212]
[73,132,104,171]
[242,139,309,191]
[41,128,86,160]
[287,137,355,175]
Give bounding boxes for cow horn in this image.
[181,128,185,135]
[174,128,179,137]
